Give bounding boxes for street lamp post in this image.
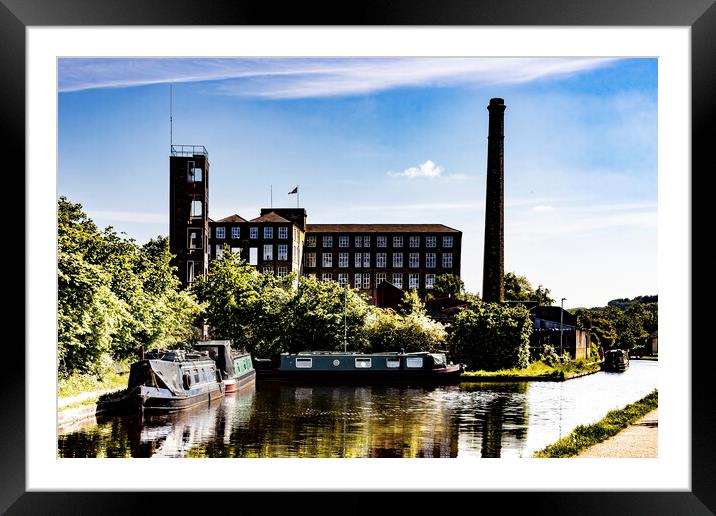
[560,297,567,355]
[344,284,348,353]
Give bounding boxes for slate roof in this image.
[215,214,248,223]
[305,224,460,233]
[249,212,292,223]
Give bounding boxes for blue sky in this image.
[58,57,657,308]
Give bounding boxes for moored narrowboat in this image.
[123,349,224,413]
[602,348,630,372]
[193,340,256,394]
[254,351,463,384]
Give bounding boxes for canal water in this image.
[58,360,657,458]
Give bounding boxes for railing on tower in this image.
[171,145,208,158]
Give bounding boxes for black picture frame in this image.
[5,0,712,513]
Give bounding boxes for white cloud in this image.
[532,205,555,212]
[59,57,619,98]
[387,160,444,179]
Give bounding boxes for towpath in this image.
[577,408,658,458]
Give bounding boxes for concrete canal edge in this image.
[57,389,125,435]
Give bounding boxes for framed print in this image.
[5,0,713,513]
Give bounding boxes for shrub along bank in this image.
[449,299,532,371]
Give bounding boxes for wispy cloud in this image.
[532,205,554,212]
[348,201,483,213]
[343,197,572,215]
[59,57,618,98]
[508,202,657,240]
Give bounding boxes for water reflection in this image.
[58,361,657,458]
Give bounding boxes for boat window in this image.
[295,358,313,369]
[194,369,200,383]
[355,358,372,369]
[386,358,400,368]
[406,357,424,368]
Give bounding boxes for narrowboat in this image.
[602,348,630,372]
[193,340,256,394]
[253,351,463,384]
[123,349,224,413]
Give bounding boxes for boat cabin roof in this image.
[287,351,444,357]
[144,349,211,362]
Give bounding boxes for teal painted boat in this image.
[254,351,463,383]
[194,340,256,393]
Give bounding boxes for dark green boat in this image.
[254,351,463,384]
[602,348,630,372]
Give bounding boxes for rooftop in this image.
[250,212,292,223]
[305,223,460,233]
[216,214,248,223]
[171,144,208,158]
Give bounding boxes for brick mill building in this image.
[169,145,462,301]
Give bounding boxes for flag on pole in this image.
[288,186,298,195]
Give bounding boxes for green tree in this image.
[449,299,532,371]
[284,277,370,354]
[432,274,465,298]
[614,304,649,353]
[192,250,288,356]
[58,197,202,376]
[397,289,425,316]
[193,254,371,358]
[504,272,554,306]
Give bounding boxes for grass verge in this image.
[532,389,658,458]
[58,366,128,399]
[462,358,601,380]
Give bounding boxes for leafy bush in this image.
[364,308,447,354]
[539,344,561,366]
[449,300,532,371]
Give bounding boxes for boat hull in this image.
[602,363,629,372]
[256,363,462,384]
[124,384,225,413]
[224,369,257,393]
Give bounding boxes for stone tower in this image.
[482,98,506,303]
[169,145,210,288]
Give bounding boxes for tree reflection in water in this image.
[58,382,529,458]
[58,361,657,458]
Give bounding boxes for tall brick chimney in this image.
[482,98,506,303]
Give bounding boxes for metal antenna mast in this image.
[170,84,173,149]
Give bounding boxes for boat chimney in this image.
[139,345,144,360]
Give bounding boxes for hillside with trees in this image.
[571,295,658,355]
